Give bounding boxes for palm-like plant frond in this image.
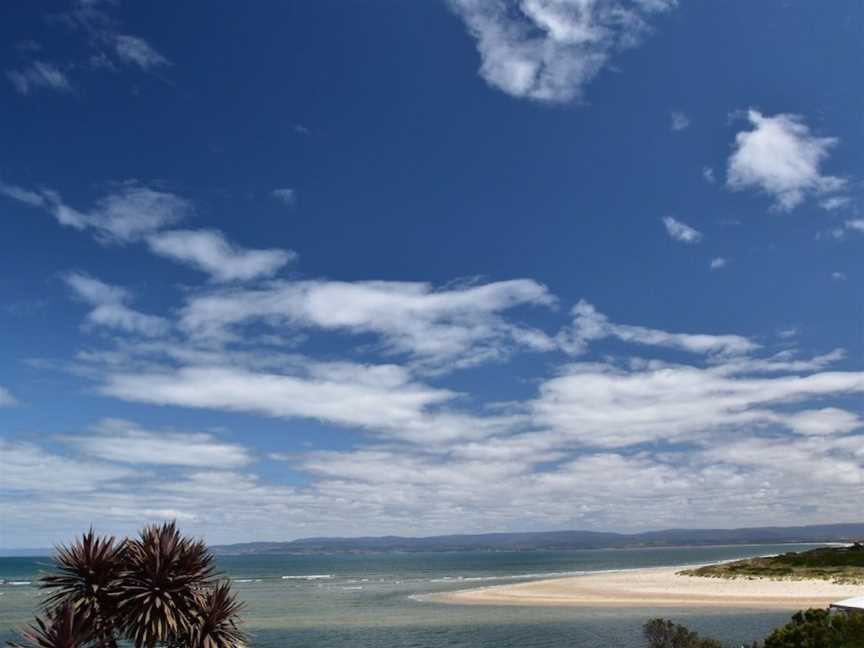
[7,601,94,648]
[116,521,216,648]
[183,582,247,648]
[39,529,124,645]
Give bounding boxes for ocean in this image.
[0,544,823,647]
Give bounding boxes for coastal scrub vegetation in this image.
[7,522,246,648]
[643,618,723,647]
[645,609,864,648]
[679,544,864,584]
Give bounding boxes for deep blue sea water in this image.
[0,544,827,647]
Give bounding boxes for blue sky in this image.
[1,0,863,548]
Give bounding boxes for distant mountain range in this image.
[209,523,864,556]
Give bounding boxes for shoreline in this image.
[429,565,864,609]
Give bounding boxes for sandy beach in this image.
[432,566,864,609]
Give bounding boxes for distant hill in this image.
[210,523,864,556]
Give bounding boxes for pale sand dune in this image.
[432,566,864,609]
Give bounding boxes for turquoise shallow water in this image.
[0,544,825,647]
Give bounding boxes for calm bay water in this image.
[0,544,824,647]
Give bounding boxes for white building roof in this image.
[831,596,864,611]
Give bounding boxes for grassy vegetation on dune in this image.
[679,543,864,584]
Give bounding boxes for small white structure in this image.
[830,596,864,613]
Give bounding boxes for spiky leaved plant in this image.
[7,601,94,648]
[12,522,245,648]
[179,582,247,648]
[39,529,124,647]
[116,521,217,648]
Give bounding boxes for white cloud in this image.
[6,61,72,95]
[271,188,297,206]
[98,363,516,443]
[781,408,862,436]
[702,167,716,184]
[558,300,758,357]
[1,182,190,242]
[832,271,847,281]
[821,196,850,211]
[846,219,864,233]
[0,440,135,493]
[662,216,703,243]
[113,34,170,69]
[2,182,293,283]
[532,357,864,448]
[64,272,170,337]
[64,418,254,467]
[726,110,846,211]
[670,111,690,131]
[709,257,727,270]
[0,386,17,406]
[449,0,676,103]
[179,278,555,368]
[146,229,296,282]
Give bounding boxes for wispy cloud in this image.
[6,61,73,95]
[2,181,295,283]
[2,181,189,242]
[558,300,757,356]
[709,257,728,270]
[670,111,690,131]
[727,110,846,211]
[449,0,677,103]
[1,440,136,493]
[64,419,253,468]
[146,229,296,282]
[179,278,556,369]
[271,188,297,207]
[65,272,170,337]
[662,216,703,243]
[0,386,17,407]
[112,34,170,70]
[7,0,170,96]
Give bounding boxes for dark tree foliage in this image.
[40,530,125,647]
[7,602,96,648]
[761,609,864,648]
[117,522,216,647]
[643,618,724,648]
[7,523,246,648]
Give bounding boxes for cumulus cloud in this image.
[662,216,703,243]
[63,419,254,467]
[558,300,757,356]
[64,272,170,337]
[726,110,846,210]
[449,0,676,103]
[146,229,296,282]
[179,278,556,369]
[6,61,73,95]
